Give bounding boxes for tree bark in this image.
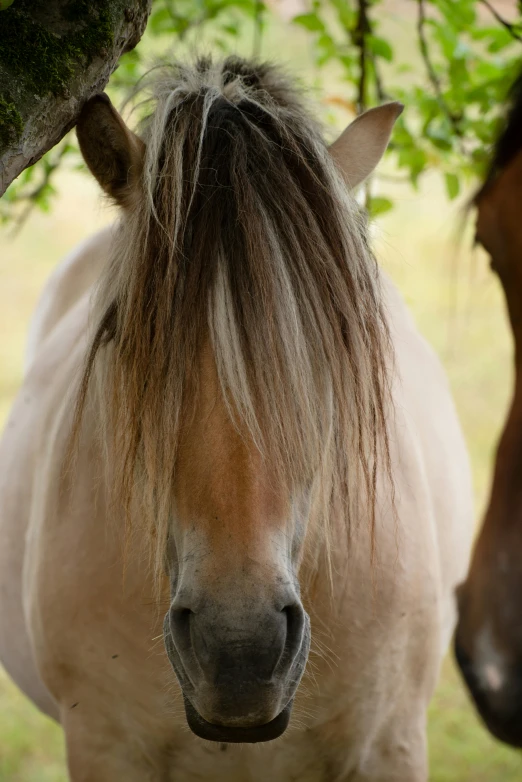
[0,0,152,196]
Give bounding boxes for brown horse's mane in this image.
[75,56,392,582]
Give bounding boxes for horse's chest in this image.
[167,737,331,782]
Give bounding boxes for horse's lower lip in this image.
[183,696,292,743]
[454,637,522,748]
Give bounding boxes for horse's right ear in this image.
[76,93,145,208]
[329,102,403,189]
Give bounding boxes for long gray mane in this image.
[76,56,392,579]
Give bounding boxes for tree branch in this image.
[7,141,71,236]
[353,0,374,207]
[0,0,152,196]
[416,0,463,137]
[480,0,522,43]
[352,2,390,107]
[370,52,390,103]
[354,0,370,112]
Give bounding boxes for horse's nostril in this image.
[279,602,306,670]
[169,607,193,653]
[171,606,193,623]
[282,602,304,636]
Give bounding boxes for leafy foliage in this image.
[3,0,522,224]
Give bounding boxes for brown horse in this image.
[456,71,522,748]
[0,57,473,780]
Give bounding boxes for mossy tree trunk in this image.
[0,0,152,196]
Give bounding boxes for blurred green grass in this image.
[1,3,522,778]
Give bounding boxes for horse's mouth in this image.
[164,609,305,744]
[455,636,522,748]
[183,695,292,743]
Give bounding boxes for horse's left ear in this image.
[329,102,403,189]
[76,93,145,208]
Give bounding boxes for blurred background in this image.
[1,0,522,779]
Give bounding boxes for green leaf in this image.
[330,0,355,30]
[292,12,325,33]
[445,172,460,200]
[316,31,337,63]
[488,29,516,53]
[368,35,393,62]
[398,146,428,184]
[221,22,239,36]
[368,196,393,218]
[431,0,476,27]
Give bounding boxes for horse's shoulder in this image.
[381,272,474,625]
[25,226,114,371]
[381,272,449,390]
[16,294,92,467]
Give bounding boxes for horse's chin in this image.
[182,696,293,743]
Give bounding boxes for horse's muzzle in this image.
[455,636,522,748]
[163,598,310,743]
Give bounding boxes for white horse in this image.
[0,57,473,781]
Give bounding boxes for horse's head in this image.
[76,58,399,743]
[456,105,522,747]
[162,343,311,743]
